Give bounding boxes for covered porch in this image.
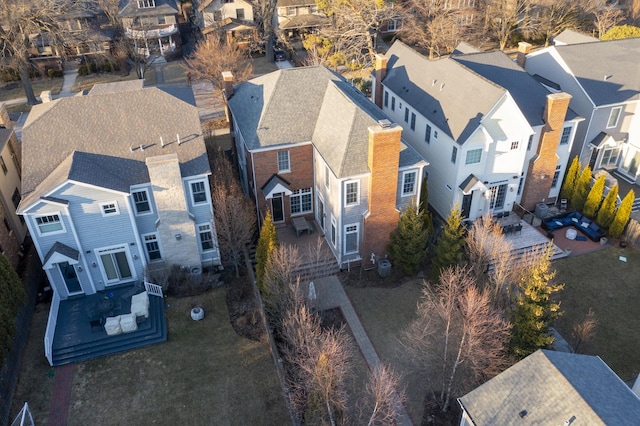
[45,281,166,366]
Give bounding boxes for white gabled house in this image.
[372,41,583,220]
[18,81,221,365]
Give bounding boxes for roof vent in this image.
[519,410,527,418]
[440,83,445,91]
[129,146,134,153]
[177,133,181,145]
[432,79,437,86]
[140,144,145,151]
[604,75,612,81]
[378,119,392,128]
[160,136,165,148]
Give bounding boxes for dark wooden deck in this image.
[51,284,167,366]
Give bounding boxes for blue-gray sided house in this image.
[17,81,220,365]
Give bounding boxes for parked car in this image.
[274,48,286,62]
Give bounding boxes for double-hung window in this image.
[35,214,64,234]
[551,165,562,188]
[384,91,389,108]
[101,202,119,216]
[425,124,432,144]
[191,180,208,204]
[0,155,7,175]
[465,148,482,165]
[511,141,519,150]
[198,223,214,251]
[451,146,457,164]
[404,108,409,123]
[277,151,290,172]
[291,188,313,215]
[144,234,162,261]
[132,189,151,214]
[402,171,417,196]
[560,127,571,145]
[410,112,416,131]
[391,97,395,111]
[345,181,359,206]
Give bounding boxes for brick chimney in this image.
[373,54,388,109]
[0,103,12,129]
[363,120,401,268]
[520,92,572,211]
[516,42,532,68]
[222,71,234,99]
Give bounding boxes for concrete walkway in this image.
[59,68,78,97]
[306,276,414,426]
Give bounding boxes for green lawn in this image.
[553,246,640,381]
[10,285,289,425]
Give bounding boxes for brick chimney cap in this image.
[547,92,572,101]
[378,119,392,128]
[222,71,234,80]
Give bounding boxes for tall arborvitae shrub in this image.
[583,174,606,218]
[571,165,592,212]
[419,177,434,237]
[432,206,466,280]
[256,210,278,291]
[389,203,429,275]
[596,185,618,228]
[609,190,635,238]
[560,157,581,201]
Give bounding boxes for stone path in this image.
[306,276,414,426]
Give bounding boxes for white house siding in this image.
[395,167,422,209]
[313,152,340,261]
[131,185,160,235]
[339,175,369,264]
[201,0,254,26]
[183,175,220,266]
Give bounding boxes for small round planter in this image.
[191,307,204,321]
[564,247,572,256]
[600,237,608,246]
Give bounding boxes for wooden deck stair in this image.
[51,295,167,366]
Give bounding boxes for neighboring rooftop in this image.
[228,66,424,178]
[459,350,640,425]
[20,82,208,209]
[553,29,599,46]
[118,0,179,18]
[384,40,506,144]
[551,37,640,105]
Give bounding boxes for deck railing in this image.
[44,292,61,366]
[144,280,163,297]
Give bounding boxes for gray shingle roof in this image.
[553,29,599,45]
[229,66,423,179]
[459,350,640,425]
[553,38,640,106]
[44,242,80,265]
[118,0,178,17]
[384,41,506,144]
[20,83,208,208]
[452,50,579,126]
[276,0,316,7]
[0,128,13,152]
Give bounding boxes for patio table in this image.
[292,217,310,237]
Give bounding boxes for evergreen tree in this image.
[609,190,635,238]
[0,254,26,366]
[583,174,606,218]
[571,165,592,212]
[596,185,618,229]
[510,244,563,359]
[560,157,581,201]
[432,206,466,280]
[388,203,429,275]
[256,210,278,291]
[418,177,434,237]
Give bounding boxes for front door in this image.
[317,196,325,231]
[461,193,472,219]
[271,193,284,223]
[59,262,82,295]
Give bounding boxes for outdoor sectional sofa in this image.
[541,211,605,242]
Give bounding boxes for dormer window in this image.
[137,0,155,8]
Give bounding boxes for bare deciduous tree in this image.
[403,267,511,411]
[211,155,256,276]
[0,0,72,104]
[185,34,253,103]
[359,364,405,426]
[571,308,598,354]
[531,1,584,46]
[484,0,532,50]
[262,244,304,325]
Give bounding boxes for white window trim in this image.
[344,180,360,206]
[343,223,359,255]
[197,222,215,253]
[290,187,313,216]
[607,106,622,129]
[100,201,120,217]
[142,232,162,262]
[465,148,482,165]
[401,170,417,196]
[190,179,209,206]
[34,212,66,236]
[330,215,337,248]
[277,150,291,173]
[132,188,153,216]
[94,244,136,285]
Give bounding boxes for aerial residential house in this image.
[372,40,582,220]
[193,0,257,45]
[274,0,329,39]
[0,107,28,269]
[18,81,220,365]
[458,349,640,425]
[523,38,640,190]
[227,66,426,269]
[119,0,182,58]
